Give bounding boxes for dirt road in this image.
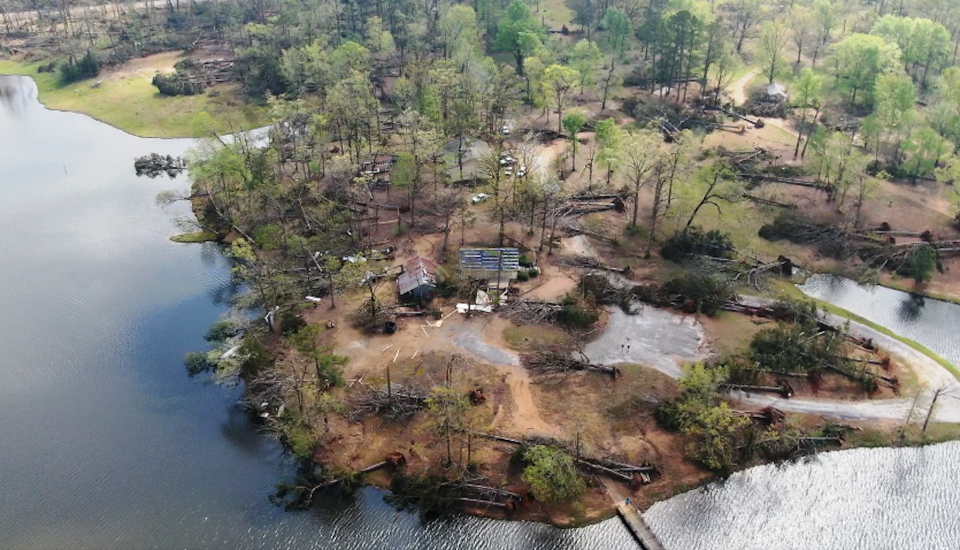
[452,327,559,437]
[729,69,759,106]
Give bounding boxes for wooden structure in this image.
[617,502,666,550]
[397,256,437,302]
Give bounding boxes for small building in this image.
[444,136,492,186]
[459,248,520,287]
[763,83,788,102]
[397,256,438,302]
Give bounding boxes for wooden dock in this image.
[616,501,665,550]
[603,480,666,550]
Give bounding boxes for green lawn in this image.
[0,58,269,138]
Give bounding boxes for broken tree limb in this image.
[470,431,523,445]
[576,459,635,484]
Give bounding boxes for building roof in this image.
[397,256,437,295]
[459,248,520,274]
[764,83,787,99]
[444,137,492,183]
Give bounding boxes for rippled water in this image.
[647,442,960,550]
[798,274,960,366]
[0,75,638,549]
[645,275,960,549]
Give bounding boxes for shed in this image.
[397,256,437,302]
[763,83,788,102]
[459,248,520,286]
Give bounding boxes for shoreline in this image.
[0,58,268,139]
[19,57,955,528]
[776,278,960,380]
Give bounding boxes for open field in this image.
[0,54,268,137]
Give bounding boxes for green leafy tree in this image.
[620,128,662,227]
[439,5,480,60]
[789,6,817,66]
[903,127,946,183]
[828,33,902,106]
[793,68,823,158]
[541,64,580,133]
[424,385,470,466]
[594,117,622,189]
[570,39,602,93]
[683,160,741,230]
[562,110,587,170]
[757,20,790,85]
[872,15,950,89]
[289,324,348,389]
[873,72,918,164]
[902,244,937,282]
[682,402,752,473]
[494,1,546,75]
[521,445,586,504]
[602,7,631,58]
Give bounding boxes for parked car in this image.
[471,193,490,204]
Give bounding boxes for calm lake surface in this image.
[5,74,960,550]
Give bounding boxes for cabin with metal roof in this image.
[397,256,437,302]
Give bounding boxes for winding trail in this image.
[452,328,558,437]
[729,69,759,106]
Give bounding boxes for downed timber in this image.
[744,193,797,209]
[824,364,898,388]
[596,458,658,474]
[461,484,523,500]
[500,300,563,324]
[718,105,762,126]
[799,436,843,445]
[393,311,427,317]
[576,459,635,484]
[570,193,621,200]
[739,173,821,188]
[563,225,620,244]
[359,461,389,474]
[455,497,510,509]
[705,122,746,133]
[872,230,926,238]
[520,349,621,377]
[563,204,617,216]
[555,254,629,273]
[722,383,793,398]
[471,431,523,445]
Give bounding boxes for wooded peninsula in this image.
[6,0,960,526]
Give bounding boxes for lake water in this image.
[0,75,635,549]
[6,73,960,550]
[798,273,960,366]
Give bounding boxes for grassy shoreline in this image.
[768,280,960,380]
[0,56,269,138]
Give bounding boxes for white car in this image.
[472,193,490,204]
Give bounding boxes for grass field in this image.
[0,56,269,138]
